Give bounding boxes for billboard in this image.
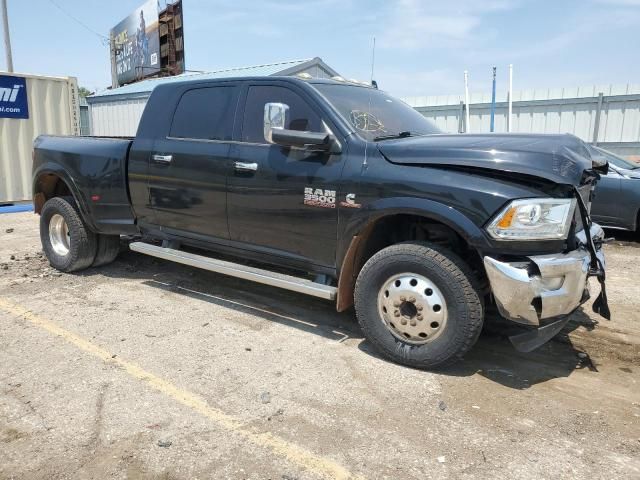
[111,0,160,86]
[0,75,28,119]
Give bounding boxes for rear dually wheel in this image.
[40,196,97,272]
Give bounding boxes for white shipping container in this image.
[0,72,80,203]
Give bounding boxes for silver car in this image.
[590,146,640,233]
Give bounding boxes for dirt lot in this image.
[0,212,638,479]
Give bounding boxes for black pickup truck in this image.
[32,76,609,368]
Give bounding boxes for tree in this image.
[78,86,92,98]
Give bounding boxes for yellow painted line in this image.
[0,297,363,480]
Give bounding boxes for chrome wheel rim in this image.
[377,272,448,344]
[49,214,70,256]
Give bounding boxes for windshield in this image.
[312,83,442,141]
[592,146,639,170]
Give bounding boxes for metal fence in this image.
[402,84,640,158]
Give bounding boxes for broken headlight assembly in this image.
[486,198,576,241]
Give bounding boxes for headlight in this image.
[487,198,576,240]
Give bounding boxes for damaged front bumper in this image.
[483,224,605,327]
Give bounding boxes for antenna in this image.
[370,36,376,85]
[363,36,376,169]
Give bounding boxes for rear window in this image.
[169,86,238,140]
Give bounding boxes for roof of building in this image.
[87,57,339,102]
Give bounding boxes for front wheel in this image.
[40,196,97,272]
[354,242,483,369]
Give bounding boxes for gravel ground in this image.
[0,212,638,479]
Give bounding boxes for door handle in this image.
[152,154,173,164]
[234,161,258,172]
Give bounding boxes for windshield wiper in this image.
[373,131,415,141]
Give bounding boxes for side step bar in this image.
[129,242,337,301]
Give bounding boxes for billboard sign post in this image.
[0,75,28,119]
[110,0,160,86]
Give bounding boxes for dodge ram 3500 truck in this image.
[32,76,610,368]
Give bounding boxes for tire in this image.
[92,234,121,267]
[40,196,97,272]
[354,242,483,369]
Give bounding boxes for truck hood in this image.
[377,133,606,186]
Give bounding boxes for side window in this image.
[242,85,322,143]
[169,86,238,140]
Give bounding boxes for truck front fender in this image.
[335,197,491,312]
[340,196,490,258]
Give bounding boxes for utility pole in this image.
[490,67,497,133]
[464,70,470,133]
[507,64,513,132]
[1,0,13,72]
[110,32,119,89]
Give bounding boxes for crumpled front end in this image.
[483,224,605,326]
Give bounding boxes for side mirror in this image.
[269,129,328,151]
[264,102,289,144]
[264,102,341,154]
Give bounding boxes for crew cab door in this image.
[227,83,344,268]
[147,85,240,240]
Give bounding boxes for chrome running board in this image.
[129,242,337,301]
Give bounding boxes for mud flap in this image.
[509,316,571,353]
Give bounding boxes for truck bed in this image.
[32,135,137,235]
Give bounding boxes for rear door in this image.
[147,85,240,240]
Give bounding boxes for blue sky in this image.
[2,0,639,97]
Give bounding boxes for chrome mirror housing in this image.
[264,102,289,144]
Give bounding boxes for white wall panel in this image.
[89,97,148,137]
[405,84,640,150]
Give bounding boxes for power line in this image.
[47,0,109,45]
